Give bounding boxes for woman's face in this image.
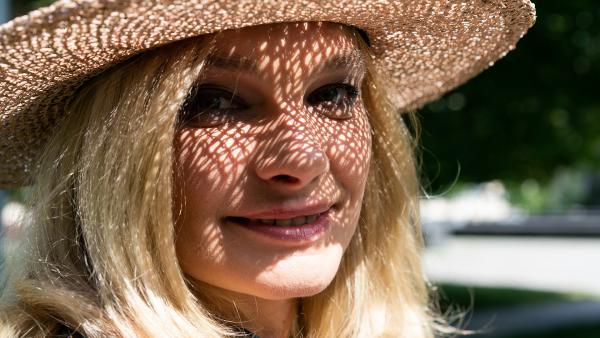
[173,22,371,300]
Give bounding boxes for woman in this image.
[0,1,535,337]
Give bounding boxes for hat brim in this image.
[0,0,535,187]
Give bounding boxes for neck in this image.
[192,283,298,338]
[236,296,298,338]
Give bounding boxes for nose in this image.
[253,113,329,191]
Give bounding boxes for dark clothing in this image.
[54,327,84,338]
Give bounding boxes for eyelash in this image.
[178,83,360,128]
[178,85,247,127]
[306,83,359,119]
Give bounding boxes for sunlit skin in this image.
[173,22,372,338]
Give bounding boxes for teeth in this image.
[275,219,292,226]
[252,213,320,226]
[291,216,307,226]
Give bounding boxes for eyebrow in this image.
[204,50,366,78]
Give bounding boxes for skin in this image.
[173,22,372,338]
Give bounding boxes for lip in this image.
[225,209,331,243]
[231,202,334,220]
[223,201,335,243]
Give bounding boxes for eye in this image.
[179,85,249,127]
[306,83,359,119]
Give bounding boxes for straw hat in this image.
[0,0,535,188]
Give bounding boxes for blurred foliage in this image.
[10,0,54,16]
[437,283,587,313]
[419,1,600,208]
[6,188,31,204]
[438,284,600,338]
[505,166,598,213]
[504,325,600,338]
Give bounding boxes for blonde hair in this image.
[0,28,441,337]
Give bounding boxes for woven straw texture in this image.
[0,0,535,187]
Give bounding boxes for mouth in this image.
[226,213,322,227]
[224,209,332,242]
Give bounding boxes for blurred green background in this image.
[417,0,600,212]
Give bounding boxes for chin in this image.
[252,277,335,300]
[249,251,344,300]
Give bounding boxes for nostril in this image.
[271,175,300,184]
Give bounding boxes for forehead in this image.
[211,22,360,59]
[202,22,365,85]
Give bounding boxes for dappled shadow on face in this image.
[172,22,372,295]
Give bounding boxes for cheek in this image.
[326,108,372,191]
[173,127,256,281]
[322,109,372,247]
[173,127,254,214]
